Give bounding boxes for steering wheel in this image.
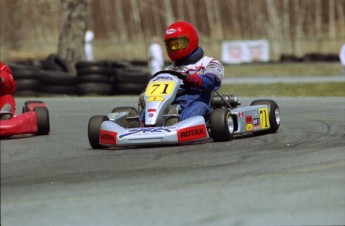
[152,70,187,81]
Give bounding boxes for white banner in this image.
[221,39,270,64]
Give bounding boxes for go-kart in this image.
[88,70,280,149]
[0,100,50,138]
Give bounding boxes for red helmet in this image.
[164,21,198,61]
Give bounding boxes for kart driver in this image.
[135,21,224,126]
[0,62,16,120]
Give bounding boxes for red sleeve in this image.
[0,63,16,95]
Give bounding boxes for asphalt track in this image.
[1,96,345,225]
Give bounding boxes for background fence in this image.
[1,0,344,62]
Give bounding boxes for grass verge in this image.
[219,82,345,97]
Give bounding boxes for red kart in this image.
[0,100,50,138]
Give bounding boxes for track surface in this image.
[1,96,345,225]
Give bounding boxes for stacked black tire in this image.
[9,56,151,97]
[112,66,151,95]
[10,62,41,97]
[76,60,151,96]
[37,54,77,96]
[76,60,119,96]
[280,53,340,62]
[10,54,77,97]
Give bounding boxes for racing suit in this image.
[140,47,224,122]
[0,62,16,119]
[165,47,224,120]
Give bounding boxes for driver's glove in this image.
[183,73,202,87]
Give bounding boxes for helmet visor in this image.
[165,37,189,53]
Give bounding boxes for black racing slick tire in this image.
[88,115,108,149]
[250,99,280,134]
[34,107,50,135]
[22,100,44,113]
[210,108,234,142]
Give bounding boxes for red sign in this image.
[177,125,207,142]
[99,130,117,145]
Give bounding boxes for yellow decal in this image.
[145,81,176,96]
[259,107,270,129]
[246,124,253,131]
[147,96,165,102]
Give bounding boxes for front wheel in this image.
[34,107,50,135]
[210,108,234,142]
[88,115,108,149]
[250,99,280,134]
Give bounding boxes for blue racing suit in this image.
[166,47,224,120]
[140,47,224,122]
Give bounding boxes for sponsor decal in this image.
[177,125,207,142]
[119,127,172,139]
[246,124,253,131]
[238,112,244,117]
[259,107,270,129]
[245,115,252,124]
[149,113,154,118]
[166,28,176,34]
[253,117,260,130]
[152,75,174,81]
[148,109,156,112]
[99,130,117,145]
[147,96,165,102]
[216,67,223,73]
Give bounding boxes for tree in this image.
[58,0,90,74]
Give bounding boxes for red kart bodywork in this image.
[0,102,49,137]
[0,111,38,136]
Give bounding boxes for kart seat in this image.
[0,111,13,120]
[0,103,13,120]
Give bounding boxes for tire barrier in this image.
[10,62,42,97]
[8,57,151,97]
[76,60,150,96]
[76,60,116,96]
[112,67,150,95]
[8,50,341,97]
[42,54,75,74]
[36,70,77,96]
[280,53,340,62]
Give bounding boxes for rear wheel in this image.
[23,100,44,113]
[88,115,108,149]
[34,107,50,135]
[210,108,234,142]
[250,99,280,134]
